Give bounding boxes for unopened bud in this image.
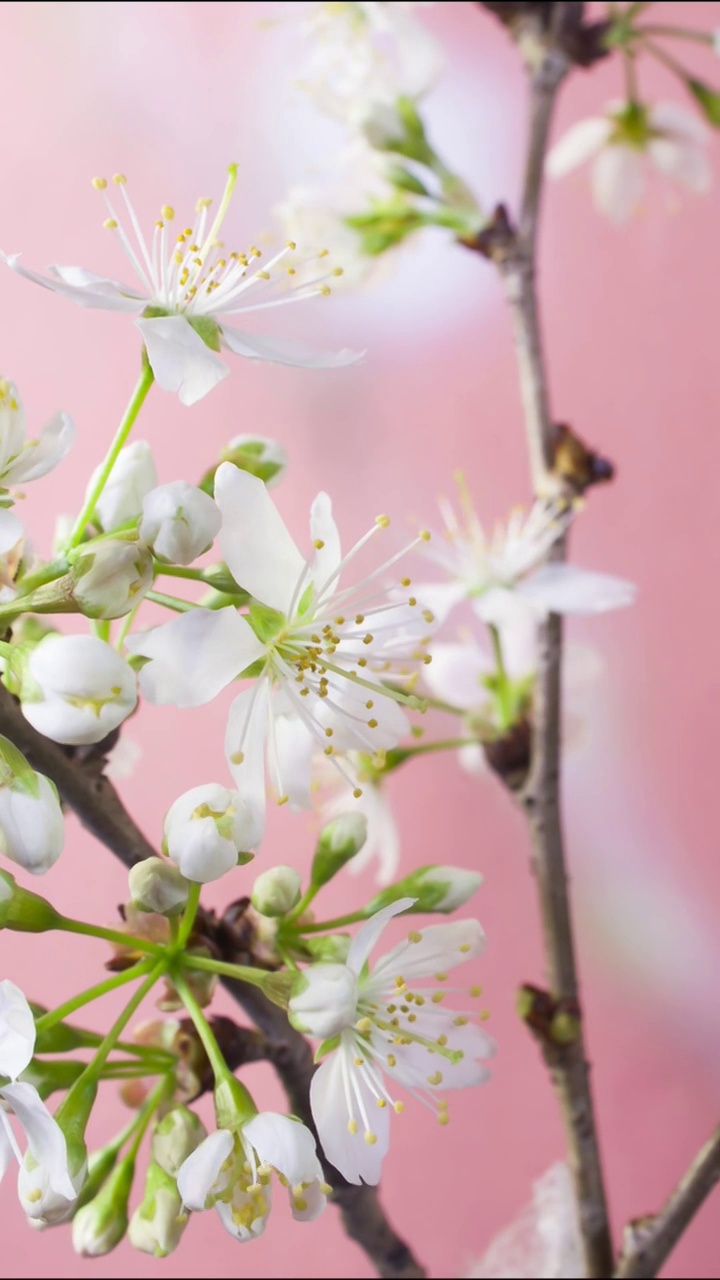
[0,869,61,932]
[163,783,257,883]
[151,1106,207,1177]
[88,440,157,531]
[140,482,221,565]
[366,865,482,916]
[71,1156,134,1256]
[301,932,352,964]
[0,738,64,874]
[71,539,153,619]
[128,1160,189,1257]
[201,435,288,492]
[310,812,367,890]
[128,857,189,917]
[251,865,302,917]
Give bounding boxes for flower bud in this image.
[71,540,153,619]
[163,783,257,883]
[18,634,137,746]
[140,482,221,565]
[301,932,351,964]
[310,812,367,890]
[88,440,157,531]
[71,1156,134,1256]
[0,736,64,874]
[201,435,287,491]
[288,964,358,1039]
[151,1106,207,1177]
[0,869,61,932]
[128,857,189,917]
[128,1160,189,1257]
[366,865,482,916]
[251,865,302,917]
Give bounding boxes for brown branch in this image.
[614,1126,720,1279]
[0,683,426,1279]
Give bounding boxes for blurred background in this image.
[0,2,718,1276]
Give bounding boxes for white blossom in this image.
[140,481,221,565]
[0,979,77,1217]
[3,167,359,407]
[163,783,258,882]
[0,770,64,876]
[546,101,711,222]
[466,1163,584,1279]
[0,378,74,554]
[177,1111,327,1241]
[88,439,158,532]
[127,466,433,845]
[18,633,138,746]
[71,539,153,618]
[289,898,494,1185]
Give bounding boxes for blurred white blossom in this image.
[466,1163,585,1279]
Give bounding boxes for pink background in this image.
[1,2,719,1276]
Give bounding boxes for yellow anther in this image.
[395,976,406,988]
[364,1131,377,1146]
[250,246,262,257]
[231,750,245,766]
[353,787,363,798]
[356,1017,372,1033]
[437,1034,448,1047]
[286,239,297,250]
[257,270,271,280]
[437,1111,450,1126]
[293,1196,308,1212]
[401,577,411,587]
[363,634,374,646]
[287,267,296,275]
[419,529,431,541]
[435,972,448,982]
[377,1098,387,1108]
[320,285,332,296]
[408,1013,417,1023]
[332,266,344,276]
[277,794,290,806]
[347,1119,358,1135]
[158,205,174,221]
[357,657,368,668]
[27,1187,42,1203]
[112,173,127,185]
[408,596,417,607]
[92,176,107,190]
[103,217,118,229]
[196,197,212,211]
[387,1054,396,1068]
[324,745,333,756]
[428,1071,443,1085]
[174,250,184,265]
[375,514,390,528]
[367,718,378,729]
[470,985,483,998]
[459,943,471,953]
[365,700,374,709]
[354,1057,364,1067]
[454,1016,469,1026]
[318,247,329,258]
[408,931,422,944]
[320,1182,333,1196]
[324,727,333,738]
[480,1009,491,1021]
[313,538,325,549]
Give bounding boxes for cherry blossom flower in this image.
[546,101,711,223]
[289,898,494,1185]
[2,167,359,406]
[0,378,74,553]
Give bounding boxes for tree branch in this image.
[614,1126,720,1279]
[0,684,426,1279]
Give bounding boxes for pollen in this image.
[419,529,431,541]
[470,985,483,997]
[363,634,374,646]
[92,176,108,189]
[437,1111,450,1126]
[277,794,290,806]
[353,787,363,798]
[375,514,390,528]
[286,239,297,250]
[435,972,448,982]
[324,727,333,737]
[459,944,471,953]
[313,538,325,549]
[320,285,332,296]
[112,172,127,185]
[408,931,422,944]
[161,205,175,220]
[364,1131,377,1146]
[393,1100,404,1114]
[367,718,378,729]
[432,992,445,1004]
[401,577,411,587]
[387,1053,396,1067]
[103,217,118,229]
[428,1071,443,1086]
[347,1119,358,1135]
[365,700,374,709]
[231,750,245,766]
[377,1098,387,1108]
[356,1017,372,1033]
[454,1016,469,1026]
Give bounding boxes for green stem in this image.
[421,693,464,716]
[283,886,318,926]
[176,882,201,950]
[68,364,155,549]
[489,624,514,731]
[57,914,166,956]
[16,558,69,596]
[636,24,711,44]
[34,959,155,1034]
[125,1077,172,1160]
[0,639,13,659]
[173,972,234,1085]
[181,952,279,991]
[289,909,369,935]
[154,563,210,582]
[85,962,166,1080]
[145,589,197,613]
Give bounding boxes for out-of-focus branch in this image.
[614,1125,720,1279]
[0,684,426,1280]
[464,5,614,1276]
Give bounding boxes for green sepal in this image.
[188,316,222,352]
[247,601,285,643]
[314,1035,341,1063]
[686,78,720,127]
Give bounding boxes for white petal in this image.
[243,1113,322,1187]
[518,563,636,614]
[347,897,416,976]
[2,1081,77,1199]
[310,1044,390,1184]
[369,918,486,989]
[592,146,646,222]
[384,1018,495,1092]
[288,1177,326,1223]
[0,1114,16,1182]
[126,608,263,708]
[1,254,144,311]
[0,508,23,555]
[414,581,466,626]
[140,482,221,565]
[315,673,409,754]
[0,980,36,1079]
[272,712,315,808]
[310,491,342,593]
[545,117,612,178]
[2,412,75,485]
[648,137,712,193]
[343,785,400,886]
[135,316,229,406]
[220,323,363,370]
[177,1129,234,1211]
[214,463,305,613]
[424,643,491,710]
[225,683,271,848]
[215,1181,271,1241]
[649,102,710,145]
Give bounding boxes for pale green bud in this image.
[200,435,287,492]
[310,812,367,890]
[128,857,189,917]
[128,1161,188,1257]
[71,539,153,619]
[251,865,302,917]
[0,869,61,932]
[0,736,64,874]
[302,932,352,964]
[151,1106,207,1178]
[366,865,482,916]
[71,1156,134,1256]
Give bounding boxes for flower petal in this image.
[545,117,612,178]
[0,508,23,556]
[424,642,491,710]
[310,1043,390,1185]
[177,1129,234,1211]
[518,563,636,615]
[135,316,229,406]
[0,1112,18,1182]
[1,254,144,311]
[215,1181,271,1241]
[369,918,486,989]
[415,580,466,627]
[243,1113,322,1187]
[592,146,646,222]
[0,980,36,1079]
[3,411,75,485]
[225,683,271,848]
[214,463,305,613]
[347,897,416,977]
[288,1177,326,1223]
[272,711,315,809]
[648,137,712,193]
[310,492,342,594]
[126,608,263,708]
[1,1081,77,1199]
[649,102,710,145]
[220,323,363,370]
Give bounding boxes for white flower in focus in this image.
[0,770,64,876]
[177,1111,327,1241]
[0,979,77,1216]
[127,466,432,845]
[546,101,711,222]
[420,485,635,628]
[3,167,360,407]
[300,1,442,131]
[466,1163,584,1279]
[289,898,494,1185]
[163,783,258,882]
[89,440,158,532]
[317,751,400,884]
[0,379,74,553]
[140,482,221,565]
[18,634,138,746]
